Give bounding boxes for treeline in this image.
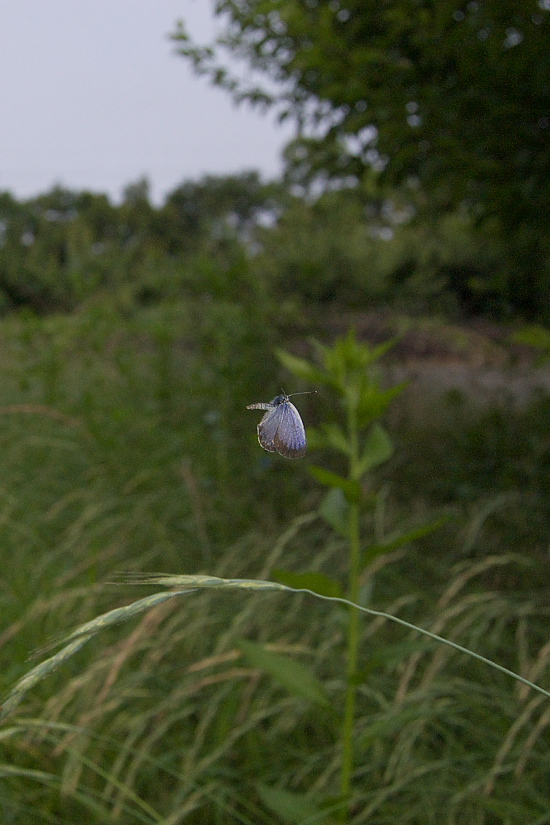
[0,171,543,321]
[0,174,277,313]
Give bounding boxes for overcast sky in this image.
[0,1,293,204]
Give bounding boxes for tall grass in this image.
[0,301,548,823]
[3,549,549,823]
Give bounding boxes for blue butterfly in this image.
[246,392,314,459]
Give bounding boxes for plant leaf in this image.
[356,423,393,477]
[276,350,329,385]
[257,783,328,824]
[272,569,343,599]
[238,639,330,706]
[357,382,407,429]
[318,488,350,537]
[317,423,350,456]
[363,515,450,566]
[309,466,361,503]
[358,702,447,750]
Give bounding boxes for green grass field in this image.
[0,299,549,824]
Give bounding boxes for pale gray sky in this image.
[0,1,292,203]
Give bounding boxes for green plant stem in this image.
[340,398,362,821]
[340,500,361,820]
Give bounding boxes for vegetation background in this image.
[0,1,549,823]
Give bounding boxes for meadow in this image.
[3,0,547,813]
[0,293,548,824]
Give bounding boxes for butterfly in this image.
[246,391,314,459]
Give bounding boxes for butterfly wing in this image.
[249,397,307,458]
[272,401,307,459]
[256,406,282,454]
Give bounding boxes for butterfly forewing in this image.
[273,401,306,458]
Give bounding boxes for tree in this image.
[160,172,284,253]
[173,1,550,318]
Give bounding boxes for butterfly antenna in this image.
[287,390,318,398]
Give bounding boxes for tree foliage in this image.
[0,174,282,312]
[173,1,550,239]
[0,176,530,319]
